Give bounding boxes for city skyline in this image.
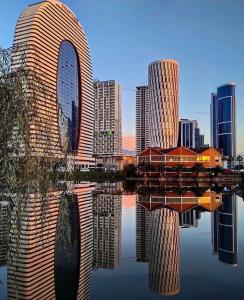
[1,0,244,153]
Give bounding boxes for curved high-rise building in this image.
[149,208,180,296]
[12,0,94,169]
[148,60,179,148]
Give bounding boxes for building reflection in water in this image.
[6,183,94,300]
[149,207,180,296]
[0,201,9,300]
[93,182,122,270]
[212,193,237,265]
[136,188,226,297]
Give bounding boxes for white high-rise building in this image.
[94,80,122,157]
[136,86,149,155]
[148,60,179,149]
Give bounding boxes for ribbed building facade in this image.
[149,208,180,296]
[136,86,149,155]
[93,188,122,269]
[148,60,179,149]
[94,80,122,157]
[7,183,94,300]
[12,0,94,168]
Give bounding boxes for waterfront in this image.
[0,182,243,299]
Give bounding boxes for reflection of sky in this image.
[91,194,244,300]
[0,266,7,300]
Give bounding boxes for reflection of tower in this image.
[136,197,150,262]
[212,193,237,265]
[149,208,180,296]
[0,201,8,300]
[93,188,122,269]
[7,183,94,300]
[0,201,8,266]
[179,209,201,228]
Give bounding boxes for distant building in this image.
[148,60,179,148]
[195,127,205,148]
[136,86,149,155]
[211,83,236,157]
[212,193,237,265]
[94,80,122,157]
[93,184,122,269]
[178,119,198,148]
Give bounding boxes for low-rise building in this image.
[138,146,222,169]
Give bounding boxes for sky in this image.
[0,0,243,152]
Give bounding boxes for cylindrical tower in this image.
[149,208,180,296]
[148,60,179,148]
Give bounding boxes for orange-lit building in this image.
[138,190,222,213]
[138,146,223,169]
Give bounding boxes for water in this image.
[0,182,243,299]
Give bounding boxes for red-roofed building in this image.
[138,146,223,169]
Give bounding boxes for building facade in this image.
[13,0,94,169]
[211,83,236,157]
[148,60,179,149]
[94,80,122,157]
[136,86,149,155]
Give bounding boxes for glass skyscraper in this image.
[211,83,236,157]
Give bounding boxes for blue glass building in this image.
[210,83,236,157]
[212,193,237,265]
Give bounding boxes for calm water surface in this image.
[0,182,243,299]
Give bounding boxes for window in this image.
[57,40,80,153]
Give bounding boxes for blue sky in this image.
[0,0,244,152]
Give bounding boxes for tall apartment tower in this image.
[211,83,236,157]
[93,187,122,269]
[94,80,122,157]
[148,60,179,149]
[136,86,149,155]
[149,208,180,296]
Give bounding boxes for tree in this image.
[123,163,137,178]
[0,45,72,274]
[192,163,205,176]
